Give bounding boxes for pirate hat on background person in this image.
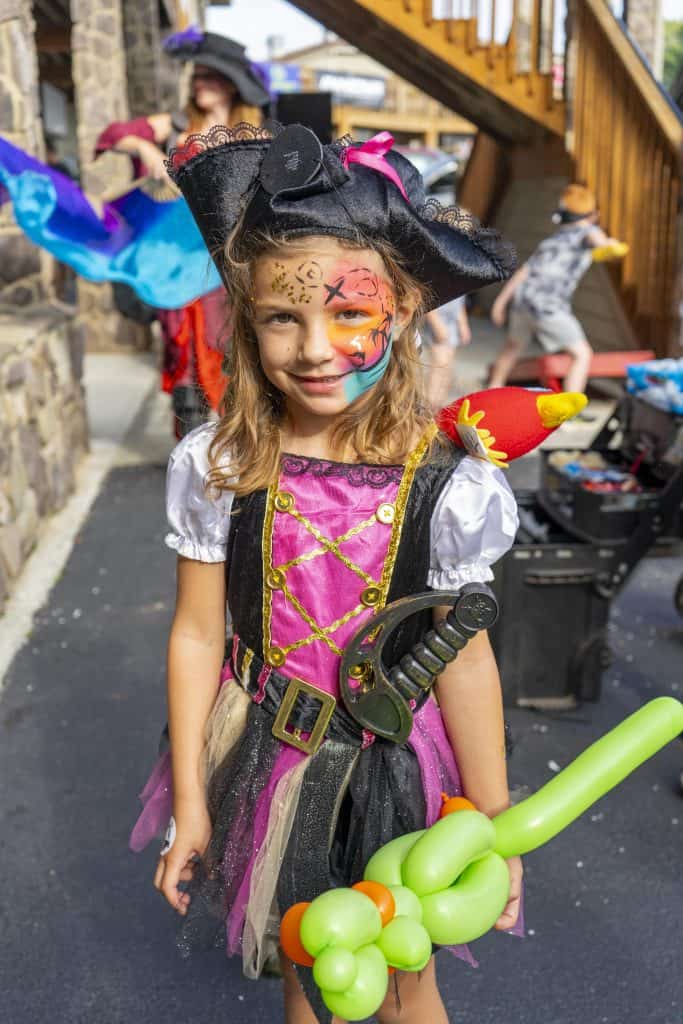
[166,122,516,311]
[552,183,598,225]
[163,27,270,108]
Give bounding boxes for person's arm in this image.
[94,114,172,180]
[456,301,471,345]
[491,264,528,327]
[154,556,226,914]
[585,225,621,248]
[433,627,522,929]
[423,309,449,345]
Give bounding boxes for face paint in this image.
[323,264,396,401]
[270,260,323,304]
[342,329,394,401]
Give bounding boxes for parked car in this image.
[395,145,459,204]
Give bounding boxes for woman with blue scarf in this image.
[95,29,269,438]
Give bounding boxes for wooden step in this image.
[508,351,657,390]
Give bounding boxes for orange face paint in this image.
[322,263,396,398]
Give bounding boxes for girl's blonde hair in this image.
[207,227,436,497]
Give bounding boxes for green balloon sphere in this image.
[300,889,381,958]
[322,943,389,1021]
[313,946,358,993]
[376,916,432,972]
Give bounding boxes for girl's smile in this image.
[291,372,348,393]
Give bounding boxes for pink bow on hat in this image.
[340,132,409,202]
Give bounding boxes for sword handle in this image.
[340,584,499,744]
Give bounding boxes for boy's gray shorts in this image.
[508,307,587,353]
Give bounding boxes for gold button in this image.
[349,663,367,679]
[266,646,286,667]
[360,586,382,607]
[376,502,395,525]
[274,491,294,512]
[266,568,286,590]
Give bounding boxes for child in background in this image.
[130,123,522,1024]
[488,184,625,395]
[422,295,472,411]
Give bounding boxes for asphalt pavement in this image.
[0,373,681,1024]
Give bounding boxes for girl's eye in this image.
[337,309,369,322]
[268,312,296,325]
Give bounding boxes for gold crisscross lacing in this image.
[272,511,383,656]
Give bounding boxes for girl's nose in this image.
[299,318,335,365]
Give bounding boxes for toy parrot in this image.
[437,387,588,468]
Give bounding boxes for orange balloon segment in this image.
[352,880,396,927]
[280,901,315,967]
[439,794,477,818]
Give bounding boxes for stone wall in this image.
[0,0,48,309]
[122,0,181,117]
[0,306,88,610]
[70,0,136,350]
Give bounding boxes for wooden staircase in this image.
[291,0,683,352]
[291,0,564,142]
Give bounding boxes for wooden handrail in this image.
[571,0,681,347]
[582,0,682,157]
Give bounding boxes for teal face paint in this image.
[343,329,394,402]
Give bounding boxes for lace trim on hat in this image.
[167,121,273,173]
[421,197,517,276]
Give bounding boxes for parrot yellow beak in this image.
[536,392,588,428]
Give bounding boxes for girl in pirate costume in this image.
[130,122,523,1023]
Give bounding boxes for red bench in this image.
[507,350,656,391]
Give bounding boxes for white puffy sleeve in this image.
[428,456,519,590]
[164,423,234,563]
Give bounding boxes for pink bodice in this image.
[263,458,408,699]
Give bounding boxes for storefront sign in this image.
[314,71,386,108]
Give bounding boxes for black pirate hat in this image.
[163,28,269,109]
[167,122,515,310]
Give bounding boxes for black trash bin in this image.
[489,494,614,708]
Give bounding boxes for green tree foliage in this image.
[663,20,683,90]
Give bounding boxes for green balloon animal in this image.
[280,697,683,1020]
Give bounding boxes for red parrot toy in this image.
[437,387,587,468]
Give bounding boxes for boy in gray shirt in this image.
[489,184,624,394]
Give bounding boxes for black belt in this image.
[230,636,365,754]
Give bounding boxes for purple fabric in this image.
[129,750,173,853]
[163,25,204,53]
[225,742,306,955]
[0,135,119,243]
[410,698,462,828]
